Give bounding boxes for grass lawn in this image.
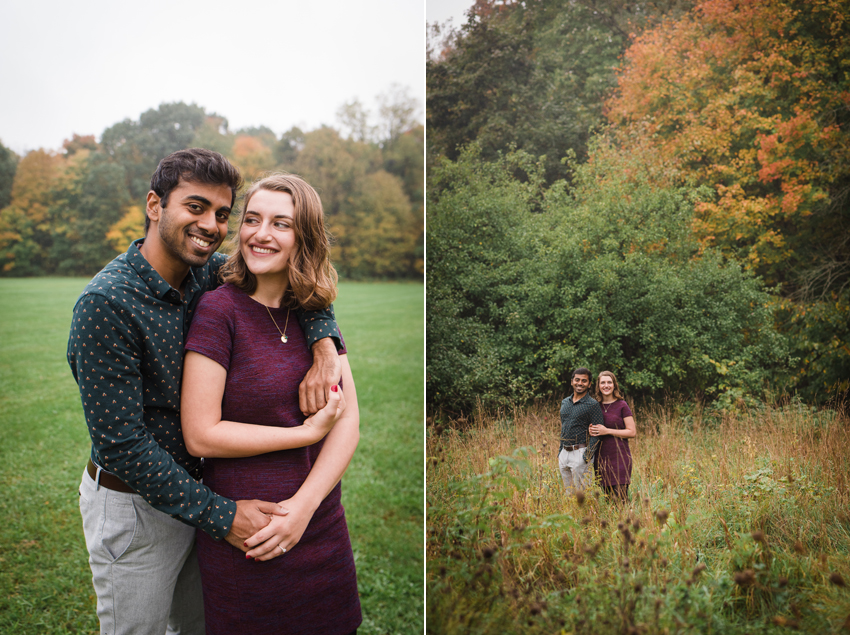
[0,277,424,634]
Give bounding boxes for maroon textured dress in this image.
[596,400,633,487]
[185,284,361,635]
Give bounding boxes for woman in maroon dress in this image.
[589,371,636,502]
[180,174,361,634]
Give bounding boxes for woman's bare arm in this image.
[181,350,344,458]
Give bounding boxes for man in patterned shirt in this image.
[558,367,602,494]
[67,149,343,635]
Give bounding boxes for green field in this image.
[0,278,424,634]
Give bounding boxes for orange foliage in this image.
[231,135,275,181]
[606,0,850,283]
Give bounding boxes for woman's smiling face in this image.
[599,375,615,396]
[239,189,297,278]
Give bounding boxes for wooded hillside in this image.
[1,93,423,280]
[427,0,848,408]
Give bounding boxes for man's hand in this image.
[244,495,317,561]
[299,337,341,415]
[224,499,288,552]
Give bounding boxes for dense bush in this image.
[426,144,790,413]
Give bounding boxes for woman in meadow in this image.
[589,370,636,502]
[180,174,361,634]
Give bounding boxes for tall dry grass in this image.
[427,400,850,634]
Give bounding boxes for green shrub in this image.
[426,143,791,413]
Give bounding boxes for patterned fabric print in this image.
[559,393,603,458]
[67,239,341,539]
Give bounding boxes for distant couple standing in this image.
[558,367,637,501]
[67,148,362,634]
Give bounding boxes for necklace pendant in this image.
[281,335,288,343]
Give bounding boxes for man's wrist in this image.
[311,336,337,356]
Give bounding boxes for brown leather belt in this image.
[86,458,136,494]
[562,443,587,452]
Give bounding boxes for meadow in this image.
[0,277,424,634]
[427,400,850,634]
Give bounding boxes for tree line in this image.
[427,0,849,411]
[0,91,423,280]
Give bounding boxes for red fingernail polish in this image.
[331,385,338,393]
[246,554,252,560]
[243,542,248,547]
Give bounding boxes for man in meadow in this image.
[67,148,341,635]
[558,367,602,494]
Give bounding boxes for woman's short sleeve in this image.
[621,401,634,418]
[185,291,234,371]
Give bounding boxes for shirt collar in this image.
[126,238,200,305]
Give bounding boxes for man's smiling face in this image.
[571,373,591,396]
[153,179,232,268]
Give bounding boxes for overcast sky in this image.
[0,0,425,155]
[426,0,474,28]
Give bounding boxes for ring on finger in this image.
[279,544,286,555]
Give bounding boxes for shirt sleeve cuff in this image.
[200,496,238,540]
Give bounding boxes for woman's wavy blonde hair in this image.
[220,173,338,310]
[594,370,625,402]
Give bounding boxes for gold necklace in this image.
[602,400,616,413]
[265,304,291,343]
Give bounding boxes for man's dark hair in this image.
[572,367,592,381]
[146,148,243,233]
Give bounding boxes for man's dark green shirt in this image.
[559,393,603,459]
[67,239,340,539]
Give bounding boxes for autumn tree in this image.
[231,134,275,182]
[63,133,98,156]
[0,149,64,275]
[106,205,146,254]
[333,170,418,278]
[0,145,136,276]
[427,0,691,183]
[282,126,419,278]
[605,0,850,397]
[1,94,424,280]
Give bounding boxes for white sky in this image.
[426,0,474,27]
[0,0,426,155]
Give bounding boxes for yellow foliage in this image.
[9,149,64,225]
[106,205,145,254]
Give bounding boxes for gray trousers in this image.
[79,468,205,635]
[558,447,591,493]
